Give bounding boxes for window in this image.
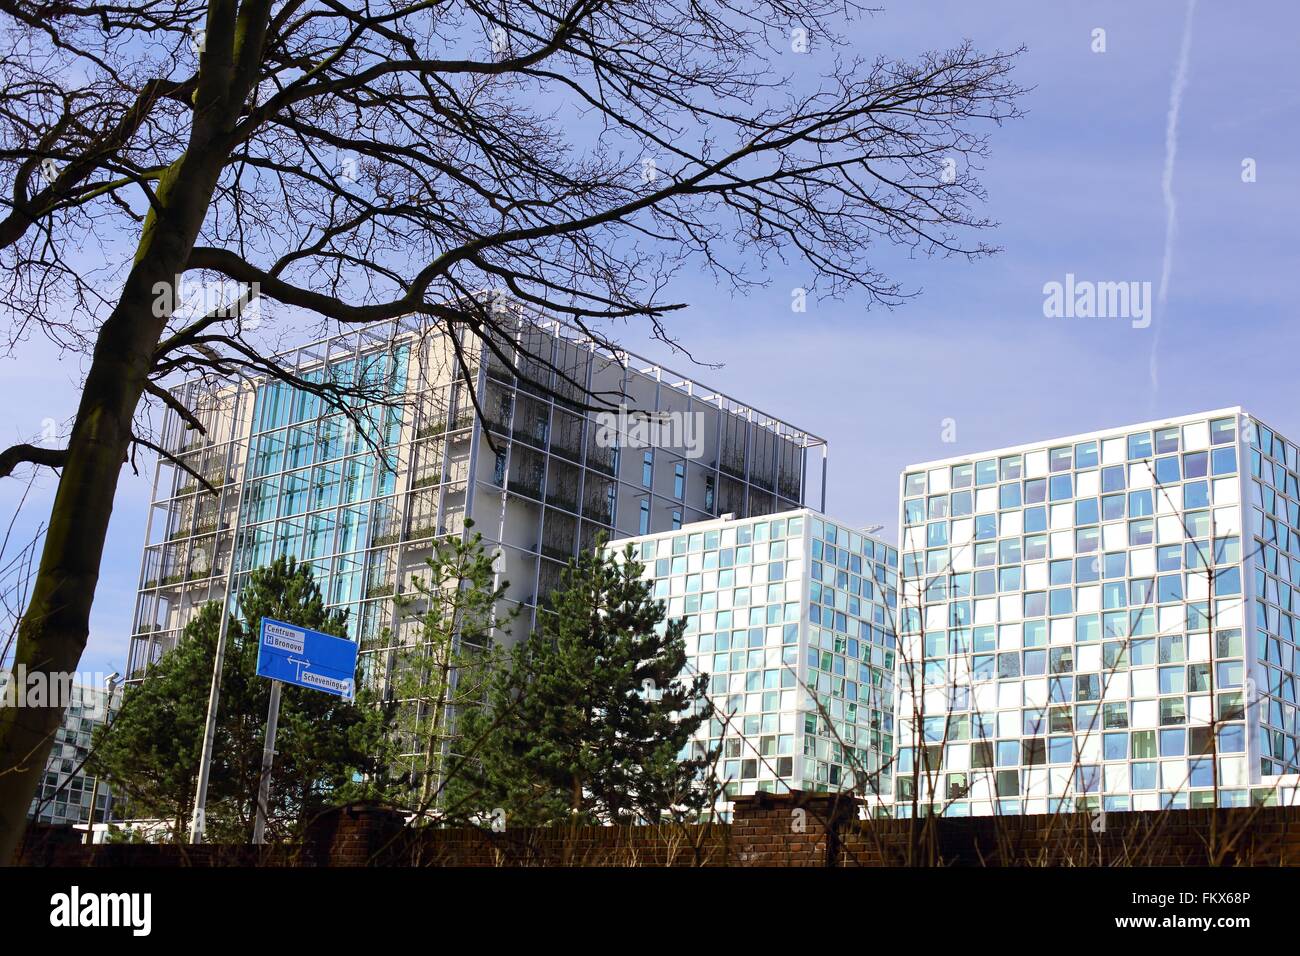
[1131,762,1157,790]
[674,462,685,500]
[1075,441,1099,468]
[639,499,650,535]
[1209,417,1236,445]
[642,451,653,488]
[671,511,682,530]
[1127,432,1152,460]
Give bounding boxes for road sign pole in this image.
[189,589,238,844]
[189,394,248,844]
[252,679,283,845]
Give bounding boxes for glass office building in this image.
[895,407,1300,816]
[621,509,897,808]
[127,308,827,684]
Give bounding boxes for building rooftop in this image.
[903,406,1246,472]
[169,302,828,451]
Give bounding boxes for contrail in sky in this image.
[1150,0,1197,399]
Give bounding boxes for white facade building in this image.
[0,674,121,826]
[895,408,1300,815]
[620,509,897,807]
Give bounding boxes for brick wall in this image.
[729,792,858,866]
[17,794,1300,867]
[839,803,1300,866]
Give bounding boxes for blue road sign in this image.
[256,618,358,700]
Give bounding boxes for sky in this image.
[2,0,1298,677]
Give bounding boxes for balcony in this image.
[541,543,575,564]
[174,475,228,497]
[545,491,579,513]
[586,455,616,478]
[415,419,447,441]
[167,520,225,541]
[508,476,544,501]
[143,566,225,589]
[719,457,746,481]
[171,435,212,456]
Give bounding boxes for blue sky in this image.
[2,0,1297,676]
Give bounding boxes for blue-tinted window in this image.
[1212,447,1237,475]
[1218,724,1245,753]
[1104,733,1128,760]
[1128,489,1153,516]
[1131,762,1157,790]
[1154,428,1180,454]
[1127,432,1153,460]
[1000,483,1022,508]
[1159,728,1186,756]
[1209,418,1236,445]
[1154,455,1180,484]
[1024,506,1047,533]
[1023,478,1047,504]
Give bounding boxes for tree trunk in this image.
[0,291,165,860]
[0,140,240,864]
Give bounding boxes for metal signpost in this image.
[251,617,359,844]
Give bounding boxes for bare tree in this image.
[0,0,1023,858]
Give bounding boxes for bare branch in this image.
[0,442,68,478]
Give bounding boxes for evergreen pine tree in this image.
[452,542,717,825]
[90,556,393,841]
